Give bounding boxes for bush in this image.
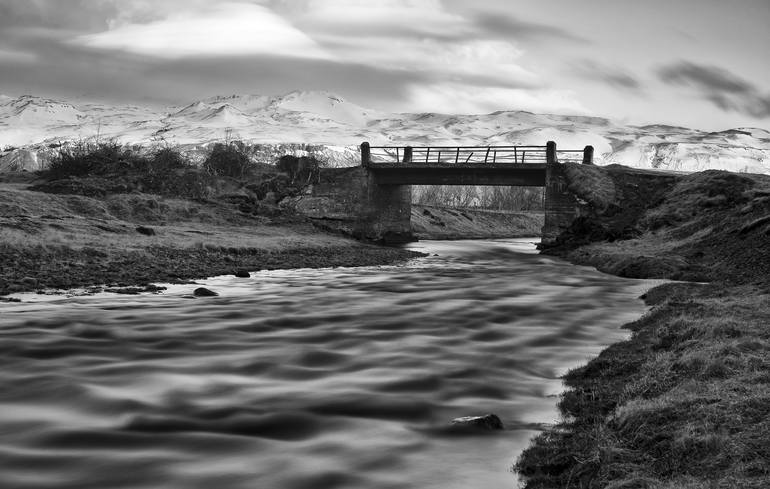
[275,154,322,185]
[45,141,145,180]
[204,143,251,178]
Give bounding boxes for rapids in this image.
[0,239,655,488]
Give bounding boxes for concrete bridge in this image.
[299,141,594,243]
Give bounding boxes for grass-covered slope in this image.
[411,205,542,240]
[0,142,420,297]
[516,165,770,488]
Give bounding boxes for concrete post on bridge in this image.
[546,140,557,164]
[403,146,413,164]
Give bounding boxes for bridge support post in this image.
[403,146,413,163]
[546,141,557,164]
[583,145,594,165]
[360,141,371,168]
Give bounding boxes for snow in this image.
[0,91,768,174]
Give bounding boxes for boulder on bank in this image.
[234,270,250,278]
[450,414,504,431]
[193,287,218,297]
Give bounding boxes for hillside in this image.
[1,92,768,174]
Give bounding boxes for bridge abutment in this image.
[542,161,583,245]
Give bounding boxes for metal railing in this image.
[367,145,547,165]
[361,141,594,166]
[555,150,585,164]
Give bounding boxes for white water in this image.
[0,239,655,488]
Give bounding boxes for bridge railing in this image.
[556,150,585,163]
[367,145,547,165]
[362,142,594,166]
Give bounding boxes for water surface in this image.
[0,239,654,488]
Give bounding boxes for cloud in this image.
[72,2,330,60]
[0,48,38,64]
[659,61,770,118]
[406,82,588,115]
[573,60,643,92]
[297,0,467,37]
[0,35,425,109]
[314,37,537,89]
[473,13,588,44]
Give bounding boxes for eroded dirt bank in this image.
[516,164,770,488]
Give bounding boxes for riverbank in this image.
[515,165,770,488]
[0,178,422,297]
[412,205,542,240]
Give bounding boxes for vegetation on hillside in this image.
[33,141,323,207]
[413,184,544,211]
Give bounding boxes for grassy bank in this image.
[0,143,422,297]
[412,205,542,240]
[515,165,770,488]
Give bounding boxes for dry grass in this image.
[0,181,420,295]
[516,165,770,488]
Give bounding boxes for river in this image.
[0,239,655,489]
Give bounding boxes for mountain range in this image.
[1,91,768,174]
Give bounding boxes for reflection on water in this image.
[0,239,655,489]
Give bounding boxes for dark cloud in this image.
[0,0,116,31]
[659,61,770,118]
[0,39,425,108]
[473,14,589,44]
[572,61,643,92]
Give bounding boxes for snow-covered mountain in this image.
[1,91,769,174]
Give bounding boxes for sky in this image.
[0,0,768,130]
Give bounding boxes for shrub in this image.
[45,141,145,180]
[275,154,322,185]
[204,143,251,178]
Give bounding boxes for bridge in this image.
[301,141,594,244]
[362,141,593,186]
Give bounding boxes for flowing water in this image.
[0,239,656,489]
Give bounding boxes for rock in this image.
[193,287,218,297]
[136,226,155,236]
[450,414,504,430]
[234,270,250,278]
[20,277,38,287]
[263,191,277,204]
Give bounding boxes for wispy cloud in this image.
[472,13,588,44]
[659,61,770,118]
[573,60,643,92]
[406,83,588,115]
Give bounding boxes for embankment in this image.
[411,205,542,240]
[0,180,422,297]
[515,164,770,488]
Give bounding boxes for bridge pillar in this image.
[403,146,413,163]
[360,141,371,168]
[362,175,413,243]
[546,141,557,164]
[583,145,594,165]
[542,159,582,245]
[353,142,413,242]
